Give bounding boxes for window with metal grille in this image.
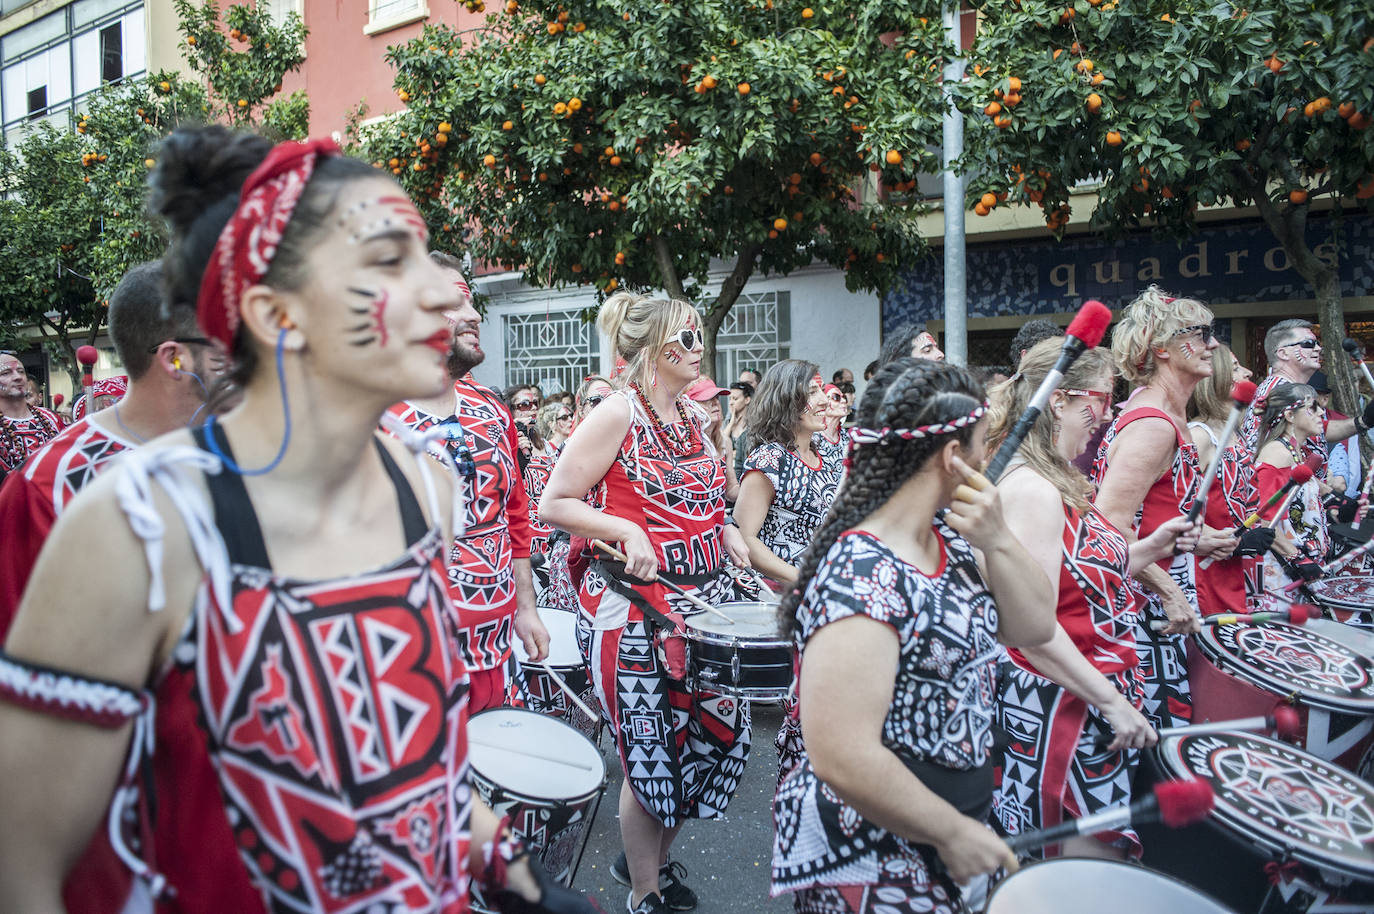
[714,291,790,382]
[503,308,597,398]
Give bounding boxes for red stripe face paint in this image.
[346,286,390,347]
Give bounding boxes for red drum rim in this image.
[1308,576,1374,614]
[1155,731,1374,882]
[1193,621,1374,714]
[986,857,1239,913]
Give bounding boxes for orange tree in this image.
[362,0,949,371]
[175,0,309,138]
[956,0,1374,411]
[0,74,209,388]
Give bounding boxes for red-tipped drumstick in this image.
[1234,456,1319,532]
[76,344,98,417]
[1149,604,1318,630]
[1093,703,1301,748]
[52,393,64,408]
[1007,779,1214,854]
[1187,380,1257,524]
[986,300,1113,483]
[1284,536,1374,591]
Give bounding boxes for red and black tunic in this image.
[0,406,61,481]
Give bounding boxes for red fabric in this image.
[196,138,340,352]
[70,376,129,422]
[1195,437,1255,616]
[0,406,62,477]
[1253,463,1289,524]
[1101,407,1198,565]
[467,665,508,713]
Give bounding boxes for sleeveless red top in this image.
[1008,502,1137,677]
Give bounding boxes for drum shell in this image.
[1188,633,1374,775]
[684,602,794,701]
[467,709,605,887]
[987,858,1238,913]
[513,606,600,742]
[1307,575,1374,624]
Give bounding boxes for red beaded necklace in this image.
[630,382,701,457]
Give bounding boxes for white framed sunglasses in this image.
[670,327,703,352]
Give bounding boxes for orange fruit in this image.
[1004,92,1022,107]
[773,217,788,230]
[535,74,547,85]
[768,229,779,239]
[1355,175,1374,200]
[186,35,196,45]
[994,115,1013,128]
[1008,76,1022,92]
[802,7,814,18]
[1339,101,1356,119]
[439,122,453,133]
[1076,59,1094,73]
[1266,56,1283,73]
[809,152,823,166]
[502,120,514,130]
[1059,8,1074,23]
[980,192,997,207]
[553,102,567,115]
[702,75,717,89]
[974,201,990,216]
[1105,130,1123,146]
[1086,93,1103,113]
[609,155,622,166]
[615,251,627,264]
[568,97,582,111]
[483,154,497,167]
[985,101,1003,116]
[1091,72,1105,86]
[1235,138,1252,151]
[1289,188,1308,204]
[398,89,411,102]
[738,82,751,95]
[885,149,903,165]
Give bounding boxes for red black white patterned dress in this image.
[523,452,556,560]
[993,498,1145,858]
[1255,457,1330,597]
[0,417,135,639]
[772,526,1001,914]
[1240,374,1327,477]
[0,406,61,481]
[1188,421,1261,613]
[578,388,750,828]
[387,375,532,683]
[102,430,473,913]
[743,438,844,568]
[1091,405,1199,730]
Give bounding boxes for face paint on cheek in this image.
[346,286,390,347]
[1180,340,1197,359]
[1080,405,1097,427]
[664,348,683,365]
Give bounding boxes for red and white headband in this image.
[848,400,989,446]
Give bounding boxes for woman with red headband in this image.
[0,127,591,914]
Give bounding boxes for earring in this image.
[1052,418,1062,446]
[651,366,659,390]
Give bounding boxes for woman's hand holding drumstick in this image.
[591,539,737,625]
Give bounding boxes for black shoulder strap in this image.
[191,424,272,569]
[374,437,429,546]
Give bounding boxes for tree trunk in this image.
[701,245,761,380]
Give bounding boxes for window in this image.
[26,86,46,119]
[99,23,122,83]
[262,0,302,26]
[715,291,791,381]
[366,0,427,34]
[503,308,598,396]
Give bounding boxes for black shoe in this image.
[611,855,699,912]
[627,891,670,914]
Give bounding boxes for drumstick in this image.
[1091,704,1301,750]
[1006,779,1214,854]
[1147,604,1318,630]
[590,539,737,625]
[985,300,1113,483]
[1234,459,1318,532]
[468,738,600,772]
[751,570,778,599]
[1186,381,1257,525]
[540,660,600,723]
[1262,486,1301,530]
[1282,535,1374,592]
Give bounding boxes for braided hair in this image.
[778,358,986,638]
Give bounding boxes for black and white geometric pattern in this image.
[743,437,844,568]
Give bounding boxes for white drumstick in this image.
[591,539,737,624]
[468,737,600,771]
[540,660,600,723]
[751,570,778,599]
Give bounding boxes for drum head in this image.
[686,601,785,641]
[1306,619,1374,659]
[468,708,605,800]
[987,858,1237,913]
[1194,622,1374,713]
[513,605,583,667]
[1156,731,1374,883]
[1309,576,1374,614]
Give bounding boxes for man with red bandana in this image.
[389,251,549,709]
[0,352,61,483]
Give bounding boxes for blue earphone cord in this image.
[201,328,292,476]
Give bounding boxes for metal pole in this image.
[941,2,968,367]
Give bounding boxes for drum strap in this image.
[594,559,717,632]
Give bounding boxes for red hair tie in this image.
[195,137,342,353]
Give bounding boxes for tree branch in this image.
[707,244,762,325]
[650,234,686,300]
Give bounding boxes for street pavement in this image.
[568,701,794,914]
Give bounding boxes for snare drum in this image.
[1156,731,1374,912]
[1308,575,1374,626]
[684,601,794,701]
[467,708,606,890]
[512,605,600,742]
[987,858,1237,913]
[1190,622,1374,773]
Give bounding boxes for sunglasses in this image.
[556,412,573,421]
[583,394,606,408]
[827,394,846,403]
[1282,339,1321,351]
[146,336,215,354]
[1063,388,1114,410]
[1172,324,1216,344]
[670,327,703,352]
[511,399,538,410]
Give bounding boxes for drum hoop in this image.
[467,708,607,800]
[986,857,1240,912]
[1310,576,1374,613]
[1155,731,1374,881]
[684,628,792,649]
[1194,623,1374,713]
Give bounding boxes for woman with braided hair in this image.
[0,127,594,914]
[986,339,1198,862]
[770,358,1056,914]
[1253,383,1329,593]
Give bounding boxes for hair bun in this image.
[149,126,273,234]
